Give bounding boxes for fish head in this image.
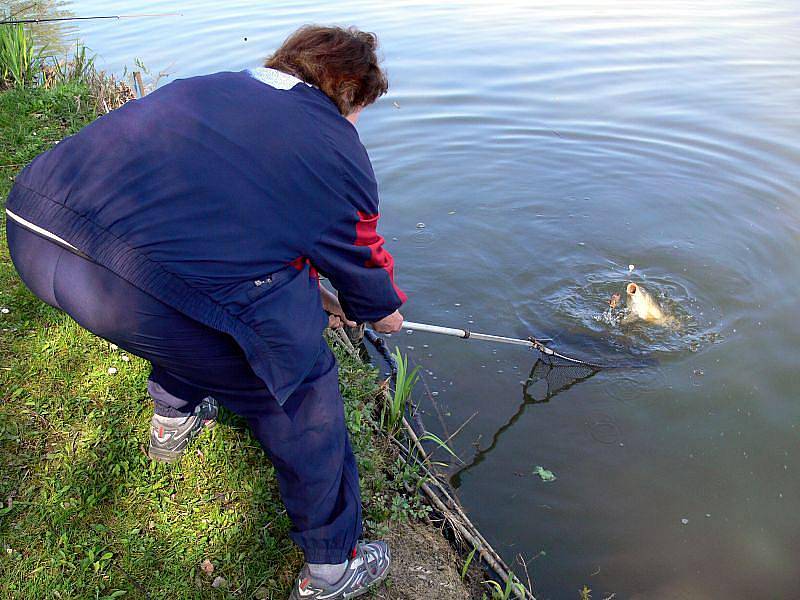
[626,282,649,316]
[626,282,664,322]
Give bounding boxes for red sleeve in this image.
[309,210,406,323]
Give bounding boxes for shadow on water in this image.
[448,323,664,489]
[450,346,638,488]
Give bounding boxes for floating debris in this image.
[628,264,635,272]
[392,101,400,109]
[416,222,426,229]
[681,518,689,525]
[533,466,556,482]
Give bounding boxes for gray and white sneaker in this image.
[289,541,391,599]
[148,397,218,463]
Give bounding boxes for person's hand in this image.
[371,310,404,333]
[327,313,353,329]
[320,285,356,329]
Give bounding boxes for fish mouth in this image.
[627,283,638,295]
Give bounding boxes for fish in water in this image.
[624,282,677,327]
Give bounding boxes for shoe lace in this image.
[357,543,381,578]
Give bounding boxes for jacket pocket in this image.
[244,263,301,303]
[224,263,304,314]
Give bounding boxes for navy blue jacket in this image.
[6,69,406,403]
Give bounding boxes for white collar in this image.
[247,67,310,90]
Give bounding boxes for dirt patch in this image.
[373,520,480,599]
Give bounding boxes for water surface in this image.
[9,1,800,597]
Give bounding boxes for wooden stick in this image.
[133,71,145,98]
[331,331,535,600]
[392,428,532,600]
[399,414,533,599]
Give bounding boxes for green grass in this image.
[0,81,411,599]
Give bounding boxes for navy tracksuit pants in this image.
[6,220,362,564]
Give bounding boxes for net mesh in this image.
[522,352,600,404]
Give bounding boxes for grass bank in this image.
[0,45,485,600]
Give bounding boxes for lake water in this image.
[8,1,800,597]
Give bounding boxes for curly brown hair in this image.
[265,25,388,116]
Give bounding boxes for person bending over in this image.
[6,25,405,600]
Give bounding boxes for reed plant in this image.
[461,545,478,581]
[418,431,459,467]
[40,44,135,113]
[0,25,134,113]
[0,23,42,89]
[381,347,420,434]
[483,574,527,600]
[49,42,95,83]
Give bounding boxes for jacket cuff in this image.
[340,296,403,324]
